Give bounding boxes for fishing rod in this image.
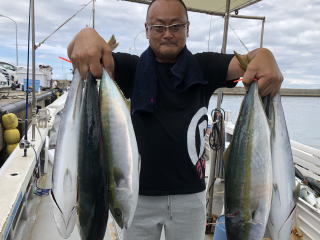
[35,0,93,49]
[20,0,32,157]
[26,0,93,146]
[92,0,95,29]
[31,0,36,141]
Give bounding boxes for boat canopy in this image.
[121,0,261,15]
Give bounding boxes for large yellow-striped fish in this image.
[99,69,140,229]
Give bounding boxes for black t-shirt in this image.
[113,51,234,196]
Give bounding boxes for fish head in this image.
[114,188,137,229]
[112,207,124,229]
[50,190,77,238]
[226,220,266,240]
[269,205,296,240]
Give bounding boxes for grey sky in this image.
[0,0,319,88]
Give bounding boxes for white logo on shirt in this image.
[187,107,208,165]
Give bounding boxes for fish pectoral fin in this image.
[251,210,257,221]
[113,167,125,187]
[50,190,63,215]
[273,184,282,203]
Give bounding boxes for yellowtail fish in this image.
[99,69,140,229]
[51,69,83,238]
[225,81,273,240]
[77,73,108,239]
[267,93,298,240]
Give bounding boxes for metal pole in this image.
[0,14,18,66]
[260,18,265,48]
[221,0,231,54]
[92,0,95,28]
[207,0,231,222]
[15,22,18,66]
[230,14,265,20]
[217,0,231,110]
[31,0,36,141]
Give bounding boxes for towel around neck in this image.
[131,46,206,114]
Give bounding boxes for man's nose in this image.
[163,28,173,37]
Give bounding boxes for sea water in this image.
[208,95,320,149]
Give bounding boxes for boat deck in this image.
[28,160,213,240]
[28,163,120,240]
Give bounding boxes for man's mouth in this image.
[160,42,177,46]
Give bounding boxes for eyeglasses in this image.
[147,22,189,34]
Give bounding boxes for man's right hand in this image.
[67,27,115,79]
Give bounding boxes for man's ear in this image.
[186,25,189,37]
[145,22,149,39]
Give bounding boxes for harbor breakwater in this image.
[214,87,320,97]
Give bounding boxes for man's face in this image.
[145,0,189,63]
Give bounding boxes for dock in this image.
[0,90,56,113]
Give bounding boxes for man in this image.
[68,0,283,239]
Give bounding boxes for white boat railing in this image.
[0,94,67,240]
[0,125,48,240]
[291,140,320,181]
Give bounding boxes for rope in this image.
[209,108,225,151]
[229,23,249,52]
[31,145,51,196]
[207,15,214,52]
[206,108,226,209]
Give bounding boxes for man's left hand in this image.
[228,48,283,97]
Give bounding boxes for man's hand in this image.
[67,27,115,79]
[228,48,283,97]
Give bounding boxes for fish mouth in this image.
[50,191,77,238]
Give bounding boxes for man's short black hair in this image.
[146,0,189,21]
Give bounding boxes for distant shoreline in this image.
[214,87,320,97]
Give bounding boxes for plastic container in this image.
[23,79,40,92]
[213,215,227,240]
